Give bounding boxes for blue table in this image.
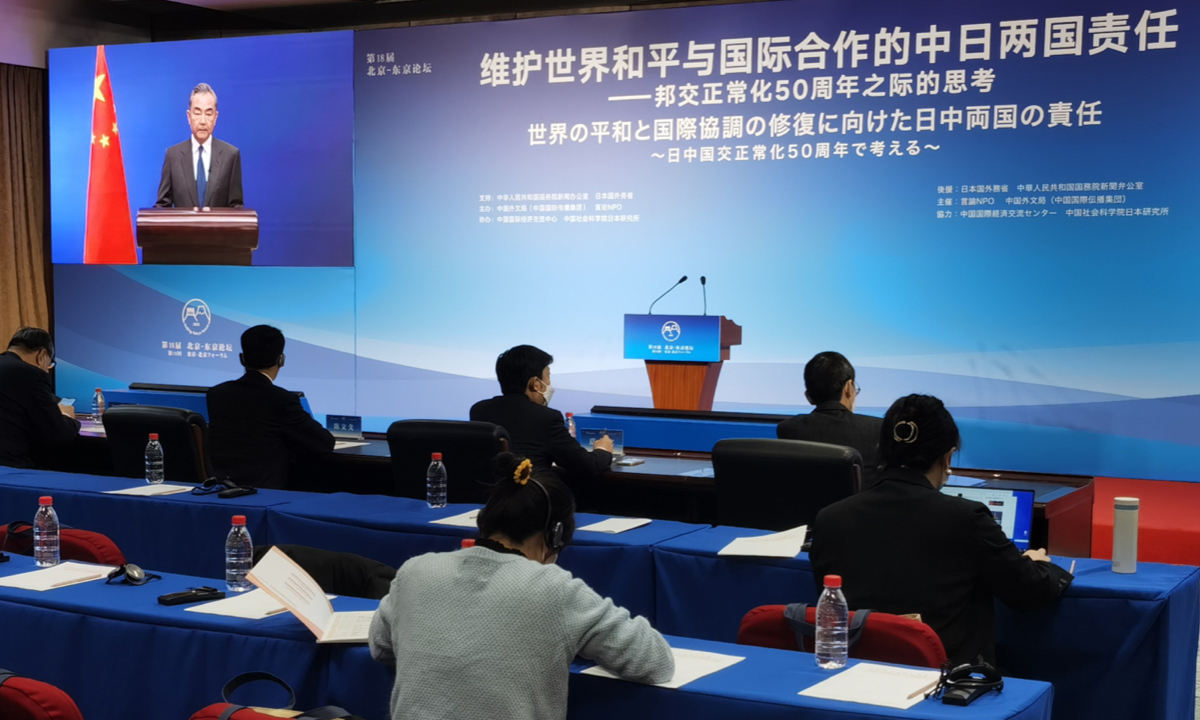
[0,467,293,579]
[266,493,707,622]
[652,525,1200,720]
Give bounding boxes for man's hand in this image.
[593,434,615,453]
[1023,548,1051,562]
[59,404,76,418]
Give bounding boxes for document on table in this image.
[799,662,942,709]
[578,517,652,534]
[582,648,745,689]
[718,525,807,558]
[186,588,335,620]
[103,484,193,496]
[246,547,375,643]
[0,561,116,591]
[333,441,368,450]
[429,509,479,528]
[681,467,715,478]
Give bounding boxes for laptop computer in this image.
[940,485,1035,551]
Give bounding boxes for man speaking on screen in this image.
[155,83,244,208]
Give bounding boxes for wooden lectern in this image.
[136,208,259,266]
[625,314,742,412]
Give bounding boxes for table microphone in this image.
[701,276,707,315]
[648,276,688,314]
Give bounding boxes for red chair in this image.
[0,669,85,720]
[737,604,947,669]
[1,522,127,566]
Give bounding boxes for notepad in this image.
[103,484,193,496]
[429,510,479,528]
[799,662,942,709]
[0,561,116,591]
[246,547,375,643]
[717,525,807,558]
[187,588,337,620]
[582,647,744,689]
[333,441,368,450]
[578,517,652,534]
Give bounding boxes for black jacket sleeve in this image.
[279,392,335,456]
[154,150,174,207]
[227,149,244,208]
[30,373,80,448]
[971,504,1073,611]
[544,409,612,481]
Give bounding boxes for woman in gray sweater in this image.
[369,453,675,720]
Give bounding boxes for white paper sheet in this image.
[103,484,193,496]
[681,467,715,478]
[799,662,942,710]
[429,510,479,528]
[578,517,652,534]
[247,547,371,643]
[333,441,368,450]
[187,588,293,619]
[318,610,376,643]
[581,647,745,689]
[717,525,807,558]
[0,561,116,591]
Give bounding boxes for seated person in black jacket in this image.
[777,351,883,486]
[470,345,613,485]
[809,394,1073,666]
[0,328,80,469]
[206,325,334,489]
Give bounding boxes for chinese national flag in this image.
[83,46,137,264]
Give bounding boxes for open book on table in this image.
[246,546,375,643]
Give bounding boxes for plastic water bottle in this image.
[426,452,447,508]
[566,412,577,438]
[91,388,105,421]
[815,574,849,669]
[145,433,164,484]
[225,515,253,593]
[34,497,60,568]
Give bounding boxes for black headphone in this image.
[927,658,1004,706]
[526,478,564,553]
[106,563,162,586]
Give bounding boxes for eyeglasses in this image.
[854,383,862,395]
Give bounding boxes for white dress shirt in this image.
[191,136,213,181]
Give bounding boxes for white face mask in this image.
[538,379,555,406]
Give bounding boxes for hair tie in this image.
[893,420,919,444]
[513,459,533,485]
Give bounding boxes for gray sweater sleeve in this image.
[369,583,399,666]
[561,575,675,684]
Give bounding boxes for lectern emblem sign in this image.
[182,298,212,336]
[662,321,681,342]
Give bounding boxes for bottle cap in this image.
[431,452,443,461]
[232,515,246,526]
[566,412,574,417]
[95,387,102,392]
[1114,497,1140,509]
[39,496,52,506]
[823,574,842,588]
[149,433,159,440]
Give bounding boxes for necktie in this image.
[196,145,207,208]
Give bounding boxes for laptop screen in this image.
[939,485,1035,551]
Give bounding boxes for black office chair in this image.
[253,544,395,600]
[386,420,510,503]
[102,405,213,484]
[713,438,862,531]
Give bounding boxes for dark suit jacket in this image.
[809,467,1073,666]
[777,401,883,487]
[0,352,81,469]
[206,371,334,489]
[155,138,244,208]
[469,394,612,483]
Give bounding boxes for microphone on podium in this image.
[701,276,707,316]
[649,276,688,314]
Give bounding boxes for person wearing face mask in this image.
[369,453,673,720]
[470,345,614,489]
[0,327,81,469]
[808,394,1073,666]
[777,351,883,487]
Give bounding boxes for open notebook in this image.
[246,547,375,643]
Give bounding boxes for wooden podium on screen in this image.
[624,314,742,411]
[136,208,259,266]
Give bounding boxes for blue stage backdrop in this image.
[353,1,1200,480]
[49,32,354,267]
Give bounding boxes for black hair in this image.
[7,327,54,359]
[879,394,962,473]
[240,325,286,370]
[495,345,553,396]
[804,351,855,404]
[478,453,576,548]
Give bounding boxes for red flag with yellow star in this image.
[83,46,137,264]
